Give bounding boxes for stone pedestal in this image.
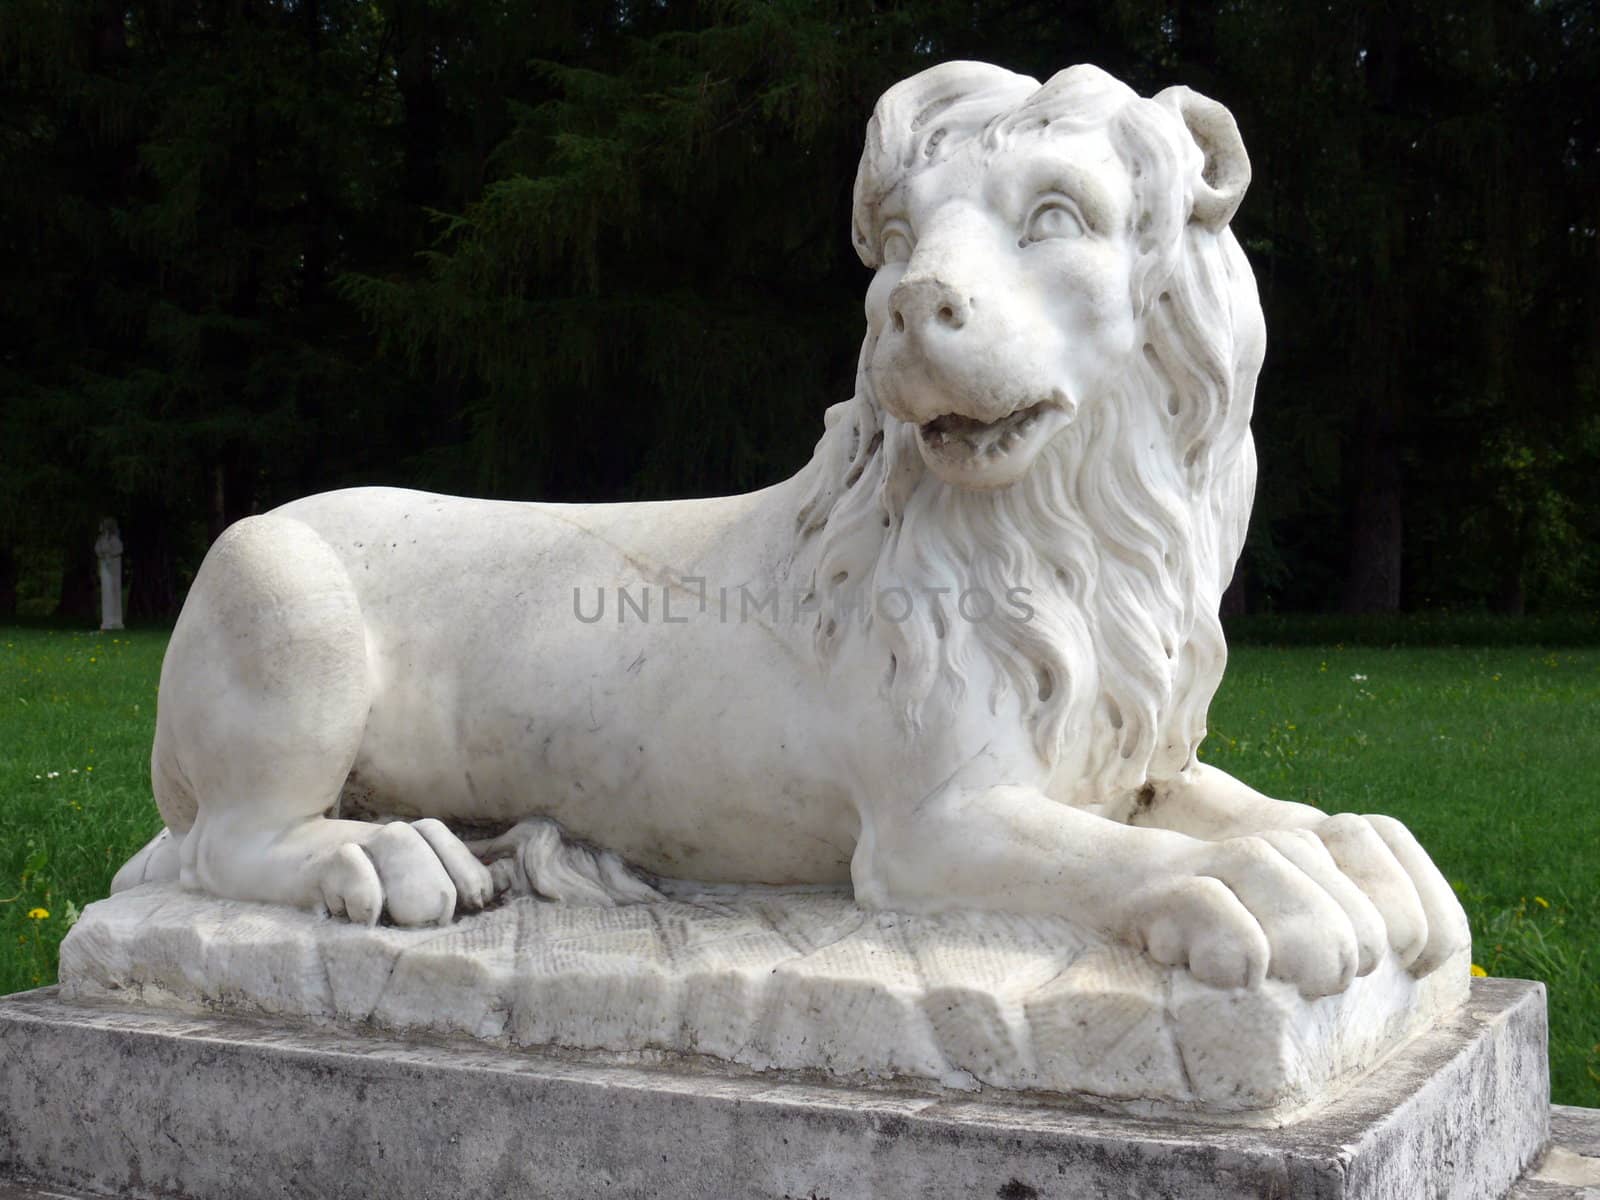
[59,883,1469,1123]
[0,979,1549,1200]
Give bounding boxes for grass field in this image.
[2,623,1596,1105]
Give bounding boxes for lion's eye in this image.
[880,225,914,265]
[1022,201,1087,244]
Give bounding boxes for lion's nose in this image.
[889,276,971,335]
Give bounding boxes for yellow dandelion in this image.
[1470,964,1487,978]
[26,907,49,920]
[1534,896,1550,909]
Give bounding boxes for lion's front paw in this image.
[1127,833,1376,997]
[318,819,494,927]
[1311,812,1471,978]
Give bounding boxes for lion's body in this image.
[153,481,866,885]
[134,57,1265,917]
[120,61,1467,998]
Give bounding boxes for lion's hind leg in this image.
[155,513,492,925]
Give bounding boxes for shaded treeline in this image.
[1,0,1596,620]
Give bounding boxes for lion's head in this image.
[794,62,1265,809]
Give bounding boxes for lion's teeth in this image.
[922,404,1053,461]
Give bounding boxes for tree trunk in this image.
[56,536,98,622]
[1339,6,1408,615]
[1220,567,1248,619]
[1175,0,1220,95]
[125,506,180,622]
[395,2,444,210]
[208,458,256,542]
[0,546,17,618]
[1341,409,1404,613]
[1493,524,1527,616]
[301,0,329,310]
[1494,569,1526,617]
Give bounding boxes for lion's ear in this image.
[1154,85,1251,232]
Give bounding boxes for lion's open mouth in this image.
[918,398,1062,464]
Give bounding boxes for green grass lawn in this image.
[1201,641,1600,1106]
[1,627,165,992]
[2,623,1596,1105]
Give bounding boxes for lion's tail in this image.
[110,827,184,893]
[471,818,662,907]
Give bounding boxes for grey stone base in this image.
[0,979,1550,1200]
[1513,1105,1600,1198]
[0,1182,98,1200]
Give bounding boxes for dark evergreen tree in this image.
[1,0,1596,617]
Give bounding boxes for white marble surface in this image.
[93,519,122,633]
[108,60,1470,1102]
[62,882,1468,1121]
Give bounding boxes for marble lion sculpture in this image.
[116,61,1468,998]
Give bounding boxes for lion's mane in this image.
[793,63,1265,808]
